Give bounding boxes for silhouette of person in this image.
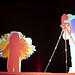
[8,33,21,72]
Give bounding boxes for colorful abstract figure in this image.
[0,31,36,72]
[61,14,75,73]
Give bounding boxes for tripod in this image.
[44,26,75,73]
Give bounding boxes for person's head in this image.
[9,31,22,43]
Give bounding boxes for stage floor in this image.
[0,72,75,75]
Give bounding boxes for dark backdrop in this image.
[0,0,74,73]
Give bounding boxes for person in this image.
[61,14,75,73]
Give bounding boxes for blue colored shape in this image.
[70,19,75,33]
[0,50,4,53]
[0,39,2,43]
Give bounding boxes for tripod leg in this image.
[44,29,64,72]
[65,30,68,73]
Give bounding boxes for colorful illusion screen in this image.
[0,31,36,72]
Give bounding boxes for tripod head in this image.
[61,14,72,35]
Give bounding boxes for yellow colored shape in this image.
[0,39,9,50]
